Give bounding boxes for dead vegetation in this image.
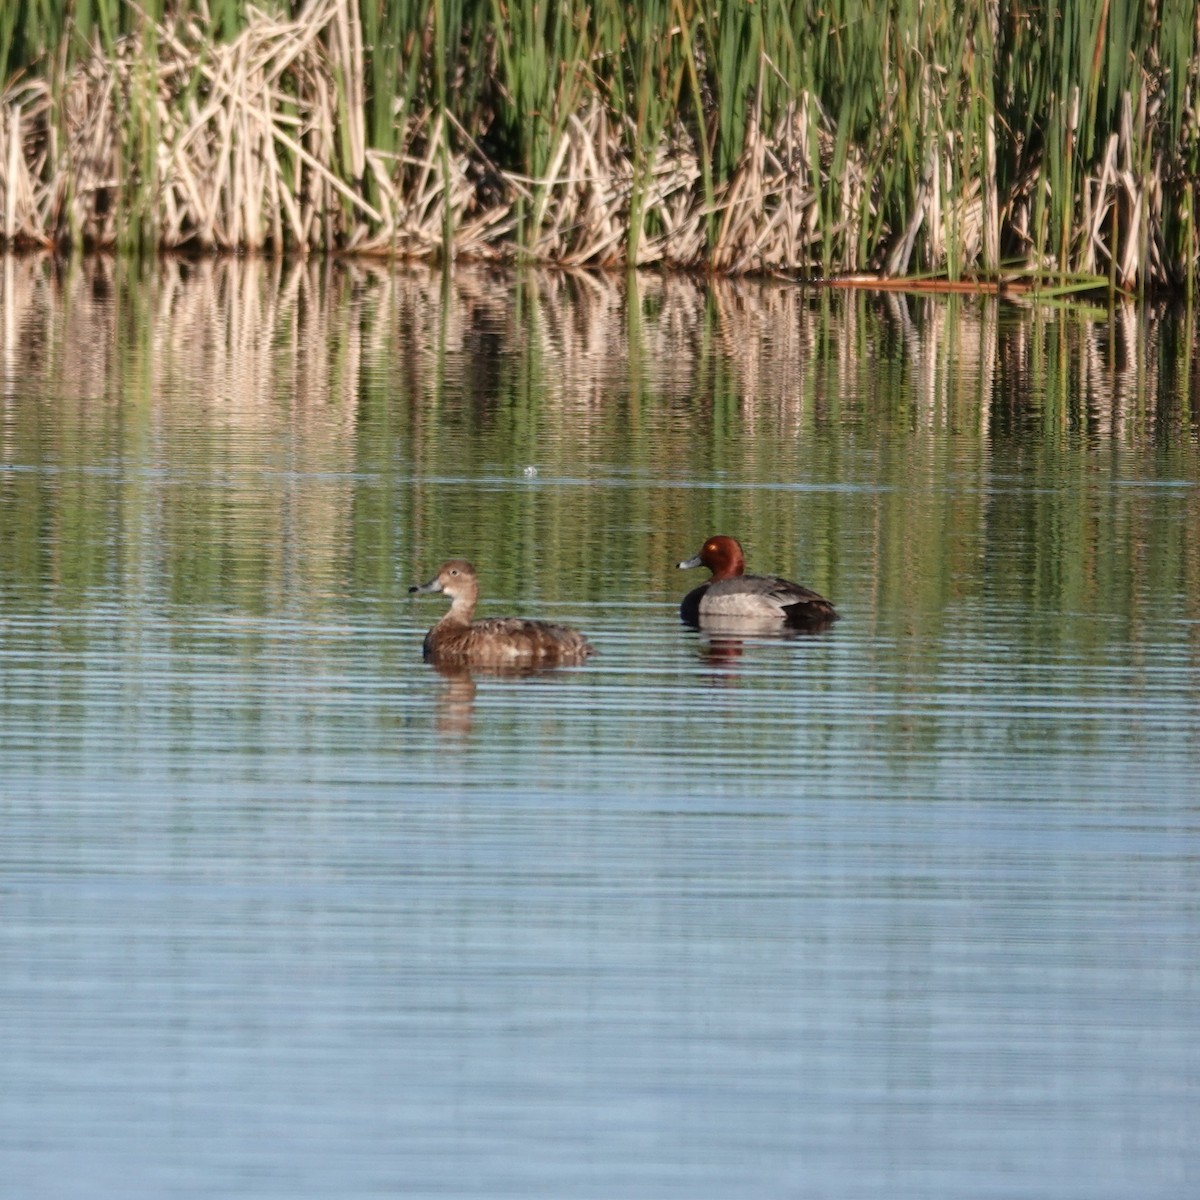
[1,0,1197,290]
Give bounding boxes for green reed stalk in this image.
[673,0,715,254]
[360,0,394,208]
[488,0,593,251]
[1,0,1196,286]
[116,16,161,256]
[0,5,19,81]
[623,0,672,264]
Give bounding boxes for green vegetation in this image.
[1,1,1197,289]
[2,257,1198,652]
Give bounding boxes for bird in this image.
[676,535,838,628]
[409,559,595,668]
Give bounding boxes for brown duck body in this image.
[677,535,839,628]
[410,559,594,669]
[423,614,593,668]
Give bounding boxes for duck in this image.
[409,559,595,668]
[676,535,839,628]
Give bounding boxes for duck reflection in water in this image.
[677,535,839,631]
[428,659,587,738]
[429,662,479,737]
[690,617,827,684]
[409,559,595,669]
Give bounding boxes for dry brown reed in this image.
[0,3,914,270]
[3,2,402,253]
[0,0,1196,300]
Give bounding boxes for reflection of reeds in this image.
[2,254,1198,639]
[2,2,1197,287]
[2,252,1192,440]
[2,254,1193,427]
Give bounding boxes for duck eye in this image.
[449,569,459,576]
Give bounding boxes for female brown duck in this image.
[409,559,595,668]
[677,535,838,628]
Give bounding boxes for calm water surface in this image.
[1,257,1198,1198]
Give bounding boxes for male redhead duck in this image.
[677,535,839,628]
[409,559,595,668]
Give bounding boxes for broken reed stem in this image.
[0,0,1196,290]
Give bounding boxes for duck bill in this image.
[408,575,445,595]
[677,554,703,570]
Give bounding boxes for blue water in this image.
[1,260,1198,1198]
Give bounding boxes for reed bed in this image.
[1,1,1198,289]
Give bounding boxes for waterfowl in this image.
[408,559,595,668]
[676,535,839,627]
